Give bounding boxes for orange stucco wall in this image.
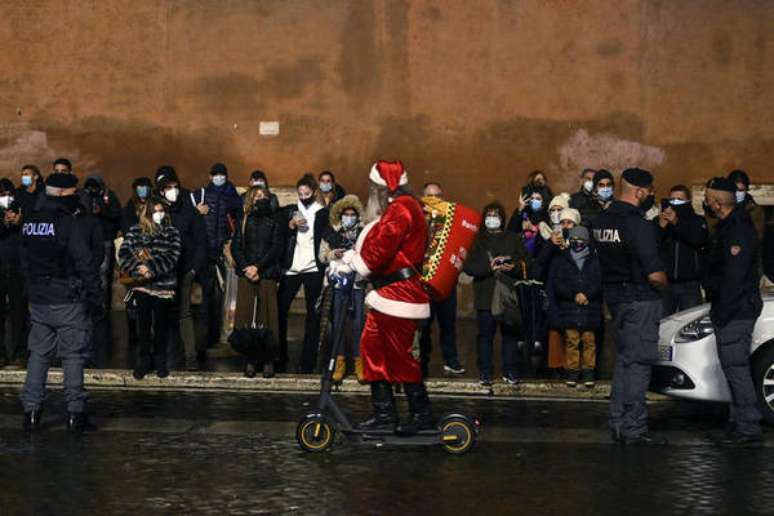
[1,0,773,210]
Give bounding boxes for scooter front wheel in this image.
[439,416,477,455]
[297,414,336,453]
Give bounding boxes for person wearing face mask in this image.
[658,185,708,315]
[521,170,554,202]
[703,177,764,447]
[278,173,329,373]
[248,170,280,211]
[591,168,668,446]
[574,169,615,228]
[190,162,243,352]
[119,199,181,380]
[0,178,26,369]
[318,170,347,208]
[78,173,121,367]
[547,226,603,388]
[157,171,208,371]
[464,202,531,386]
[19,172,101,433]
[318,195,366,382]
[569,168,598,225]
[727,169,764,240]
[231,185,283,378]
[16,164,44,216]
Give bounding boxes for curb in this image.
[0,369,670,401]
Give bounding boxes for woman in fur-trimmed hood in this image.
[319,194,366,383]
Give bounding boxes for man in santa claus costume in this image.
[342,160,432,436]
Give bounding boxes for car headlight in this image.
[674,316,714,343]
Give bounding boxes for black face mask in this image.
[253,198,272,213]
[640,194,655,212]
[300,196,314,207]
[702,201,716,218]
[570,241,588,253]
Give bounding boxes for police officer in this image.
[592,168,668,445]
[19,173,101,433]
[703,177,764,446]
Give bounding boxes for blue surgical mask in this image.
[735,191,746,204]
[529,199,543,212]
[212,175,227,187]
[21,176,33,187]
[597,187,613,201]
[341,215,357,228]
[320,182,333,193]
[669,199,689,206]
[136,185,149,199]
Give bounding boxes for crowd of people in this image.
[3,157,769,441]
[0,161,771,381]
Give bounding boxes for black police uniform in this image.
[705,205,763,437]
[592,199,664,440]
[19,194,101,420]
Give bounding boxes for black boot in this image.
[357,381,398,431]
[23,408,43,432]
[133,355,152,380]
[395,383,434,436]
[67,412,97,433]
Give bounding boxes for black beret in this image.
[621,168,653,188]
[728,169,749,188]
[592,169,614,186]
[706,176,736,194]
[210,162,228,176]
[46,173,78,189]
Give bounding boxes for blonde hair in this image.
[242,185,269,236]
[140,199,168,235]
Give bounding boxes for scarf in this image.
[570,245,591,271]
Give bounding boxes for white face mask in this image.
[485,216,502,230]
[341,215,357,228]
[251,180,266,188]
[583,180,594,193]
[164,188,179,203]
[735,191,746,204]
[670,199,689,206]
[320,182,333,193]
[212,175,226,187]
[0,196,12,209]
[550,210,562,224]
[152,211,165,225]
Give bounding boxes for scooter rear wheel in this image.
[297,414,336,453]
[440,417,476,455]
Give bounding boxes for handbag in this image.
[491,272,521,326]
[228,292,275,362]
[119,247,153,287]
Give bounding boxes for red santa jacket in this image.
[351,194,430,319]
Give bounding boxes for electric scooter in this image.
[296,294,480,454]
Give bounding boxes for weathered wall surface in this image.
[1,0,773,208]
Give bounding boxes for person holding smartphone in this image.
[0,178,25,369]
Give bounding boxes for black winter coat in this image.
[15,184,43,219]
[191,183,243,259]
[120,198,144,236]
[279,203,329,273]
[168,197,207,276]
[463,229,530,311]
[659,205,708,283]
[0,204,21,269]
[569,190,604,227]
[231,204,284,280]
[547,249,603,330]
[79,185,121,241]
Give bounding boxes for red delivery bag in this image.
[420,197,482,301]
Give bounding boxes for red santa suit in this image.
[349,161,430,384]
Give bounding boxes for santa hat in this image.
[369,160,408,192]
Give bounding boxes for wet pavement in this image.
[0,388,772,515]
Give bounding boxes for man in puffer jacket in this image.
[547,226,603,388]
[191,163,243,350]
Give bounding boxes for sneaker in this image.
[502,372,520,385]
[479,374,493,387]
[443,362,466,375]
[565,369,580,387]
[581,369,595,388]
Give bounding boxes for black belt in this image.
[371,267,418,290]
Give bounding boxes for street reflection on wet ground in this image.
[0,389,772,515]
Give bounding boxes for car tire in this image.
[752,344,774,426]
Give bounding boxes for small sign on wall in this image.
[259,121,280,136]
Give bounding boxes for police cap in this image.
[621,168,653,188]
[706,176,736,193]
[46,173,78,189]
